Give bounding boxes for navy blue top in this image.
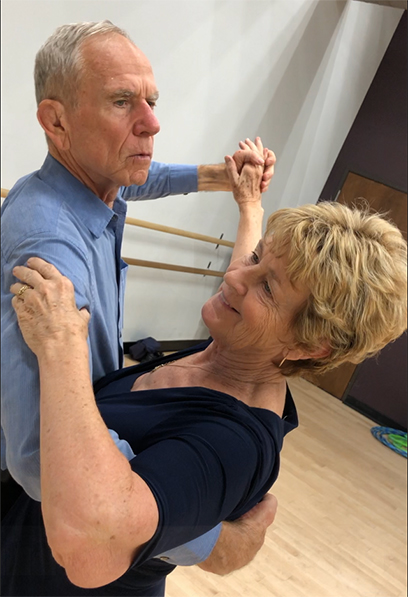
[2,342,298,596]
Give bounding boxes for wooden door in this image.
[308,171,407,399]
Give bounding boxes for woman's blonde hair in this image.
[265,201,407,376]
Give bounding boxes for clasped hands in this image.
[228,137,276,205]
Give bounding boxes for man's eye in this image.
[147,100,157,110]
[114,100,128,107]
[251,251,259,263]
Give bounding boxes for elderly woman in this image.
[5,157,407,596]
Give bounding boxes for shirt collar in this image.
[38,154,127,238]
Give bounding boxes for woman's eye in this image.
[249,252,271,295]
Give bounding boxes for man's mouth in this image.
[128,153,152,159]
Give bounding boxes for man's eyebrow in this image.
[108,89,136,99]
[107,89,159,101]
[148,91,160,102]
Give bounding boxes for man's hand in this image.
[225,137,265,209]
[197,493,278,576]
[197,136,275,194]
[232,137,276,194]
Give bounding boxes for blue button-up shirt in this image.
[1,153,220,564]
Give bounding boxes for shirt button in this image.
[159,556,170,561]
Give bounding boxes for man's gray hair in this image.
[34,21,132,107]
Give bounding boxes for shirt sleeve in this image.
[128,412,275,564]
[108,430,137,461]
[155,524,222,565]
[106,428,222,565]
[121,162,198,201]
[1,235,123,500]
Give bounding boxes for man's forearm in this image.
[197,164,231,192]
[197,519,263,576]
[197,494,278,576]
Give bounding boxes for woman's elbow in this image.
[45,508,150,588]
[48,532,135,588]
[43,474,158,586]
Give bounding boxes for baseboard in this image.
[344,395,407,432]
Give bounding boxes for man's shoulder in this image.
[4,171,66,220]
[1,174,89,258]
[1,175,92,311]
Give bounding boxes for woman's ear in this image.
[287,340,331,363]
[37,100,70,151]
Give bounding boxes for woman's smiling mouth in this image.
[219,291,239,314]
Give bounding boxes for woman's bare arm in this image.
[11,260,158,588]
[225,138,276,263]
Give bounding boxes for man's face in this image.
[63,34,160,197]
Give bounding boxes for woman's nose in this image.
[223,265,249,296]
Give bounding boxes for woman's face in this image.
[202,240,309,360]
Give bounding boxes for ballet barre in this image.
[124,257,224,277]
[125,216,234,248]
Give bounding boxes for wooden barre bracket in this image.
[125,216,234,247]
[123,257,225,277]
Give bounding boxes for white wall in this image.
[1,0,403,342]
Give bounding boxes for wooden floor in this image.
[161,376,407,597]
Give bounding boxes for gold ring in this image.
[17,284,30,297]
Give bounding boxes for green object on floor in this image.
[370,427,407,458]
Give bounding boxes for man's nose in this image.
[133,102,161,136]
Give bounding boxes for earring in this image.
[278,357,286,368]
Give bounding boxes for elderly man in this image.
[1,20,276,588]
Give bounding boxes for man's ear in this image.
[37,100,71,151]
